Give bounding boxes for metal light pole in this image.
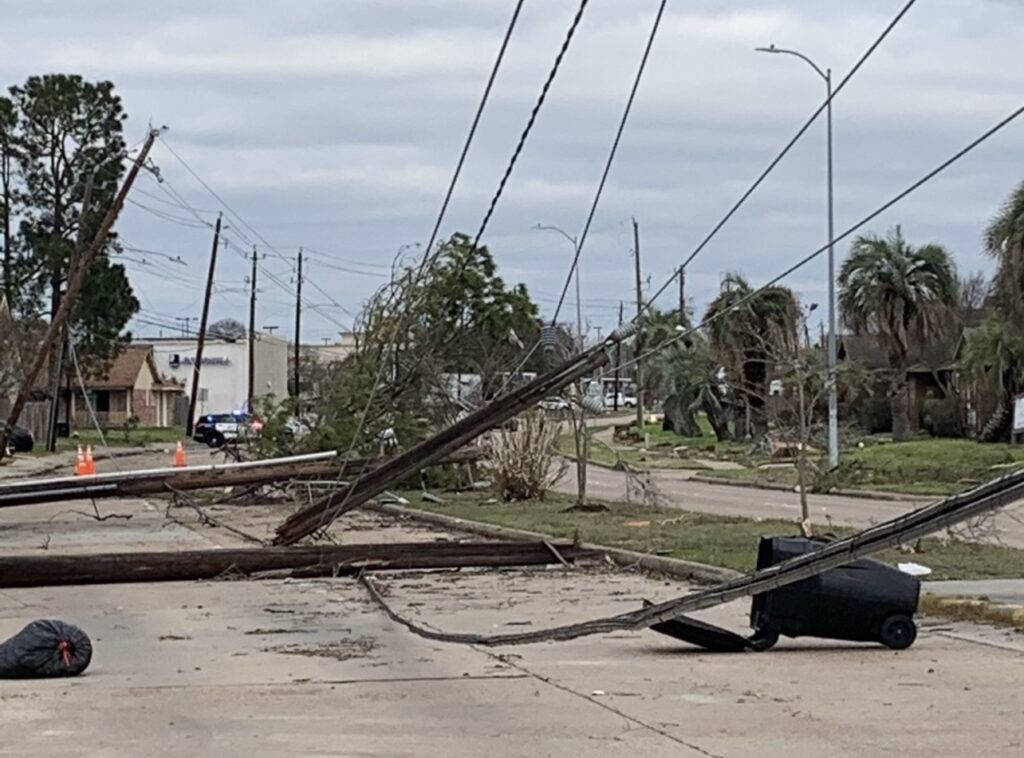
[535,224,588,505]
[756,43,839,469]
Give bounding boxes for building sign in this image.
[172,354,231,367]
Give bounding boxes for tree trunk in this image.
[662,393,700,437]
[891,374,911,442]
[703,400,731,442]
[734,400,750,442]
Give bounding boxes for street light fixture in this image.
[756,43,839,469]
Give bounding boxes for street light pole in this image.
[756,44,839,469]
[535,224,588,506]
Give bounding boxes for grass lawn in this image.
[35,426,188,454]
[407,490,1024,581]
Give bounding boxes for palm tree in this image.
[838,227,958,441]
[705,273,800,440]
[968,180,1024,440]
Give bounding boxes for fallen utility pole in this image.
[0,540,591,589]
[0,129,160,460]
[358,465,1024,648]
[274,337,618,544]
[0,448,482,510]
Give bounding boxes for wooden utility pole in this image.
[293,248,303,412]
[248,247,258,413]
[46,175,95,451]
[678,265,686,323]
[1,129,159,460]
[613,301,623,412]
[632,218,644,431]
[186,213,222,437]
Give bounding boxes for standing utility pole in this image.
[293,249,303,413]
[1,128,160,460]
[248,247,258,413]
[678,265,686,324]
[613,301,623,412]
[632,218,644,431]
[756,44,839,468]
[186,213,222,437]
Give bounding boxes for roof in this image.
[838,332,961,373]
[84,345,182,390]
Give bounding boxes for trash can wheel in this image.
[748,628,779,652]
[880,614,917,650]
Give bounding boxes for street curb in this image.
[689,473,931,503]
[919,592,1024,631]
[364,501,741,586]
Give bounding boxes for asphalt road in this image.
[555,464,1024,548]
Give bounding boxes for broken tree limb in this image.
[274,345,611,544]
[357,468,1024,647]
[0,449,481,510]
[0,540,593,588]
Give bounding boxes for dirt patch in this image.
[269,637,378,660]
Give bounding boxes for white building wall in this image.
[144,333,289,418]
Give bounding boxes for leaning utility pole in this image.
[1,129,159,460]
[248,247,258,413]
[186,213,222,437]
[293,248,303,413]
[632,218,644,431]
[46,176,95,452]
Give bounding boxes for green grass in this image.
[38,426,188,454]
[406,490,1024,580]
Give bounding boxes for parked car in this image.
[540,396,570,411]
[6,426,34,453]
[604,391,637,409]
[193,412,248,448]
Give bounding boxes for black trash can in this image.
[648,535,921,652]
[749,536,921,650]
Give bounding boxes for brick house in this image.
[70,345,185,428]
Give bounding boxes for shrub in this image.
[482,411,566,501]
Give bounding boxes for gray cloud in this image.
[2,0,1022,341]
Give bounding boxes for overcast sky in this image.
[3,0,1023,343]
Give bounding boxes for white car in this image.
[540,396,570,411]
[604,392,637,409]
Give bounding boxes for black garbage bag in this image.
[0,620,92,678]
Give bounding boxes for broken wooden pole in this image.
[0,449,482,510]
[0,540,592,588]
[274,345,611,544]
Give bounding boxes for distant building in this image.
[298,332,359,366]
[69,344,185,428]
[140,332,289,418]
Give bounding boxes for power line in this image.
[159,139,357,325]
[468,0,590,253]
[550,0,669,324]
[417,0,526,270]
[613,101,1024,379]
[642,0,920,313]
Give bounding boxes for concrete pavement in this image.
[2,468,1024,756]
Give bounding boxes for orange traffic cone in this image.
[174,441,187,468]
[74,445,87,477]
[84,445,96,475]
